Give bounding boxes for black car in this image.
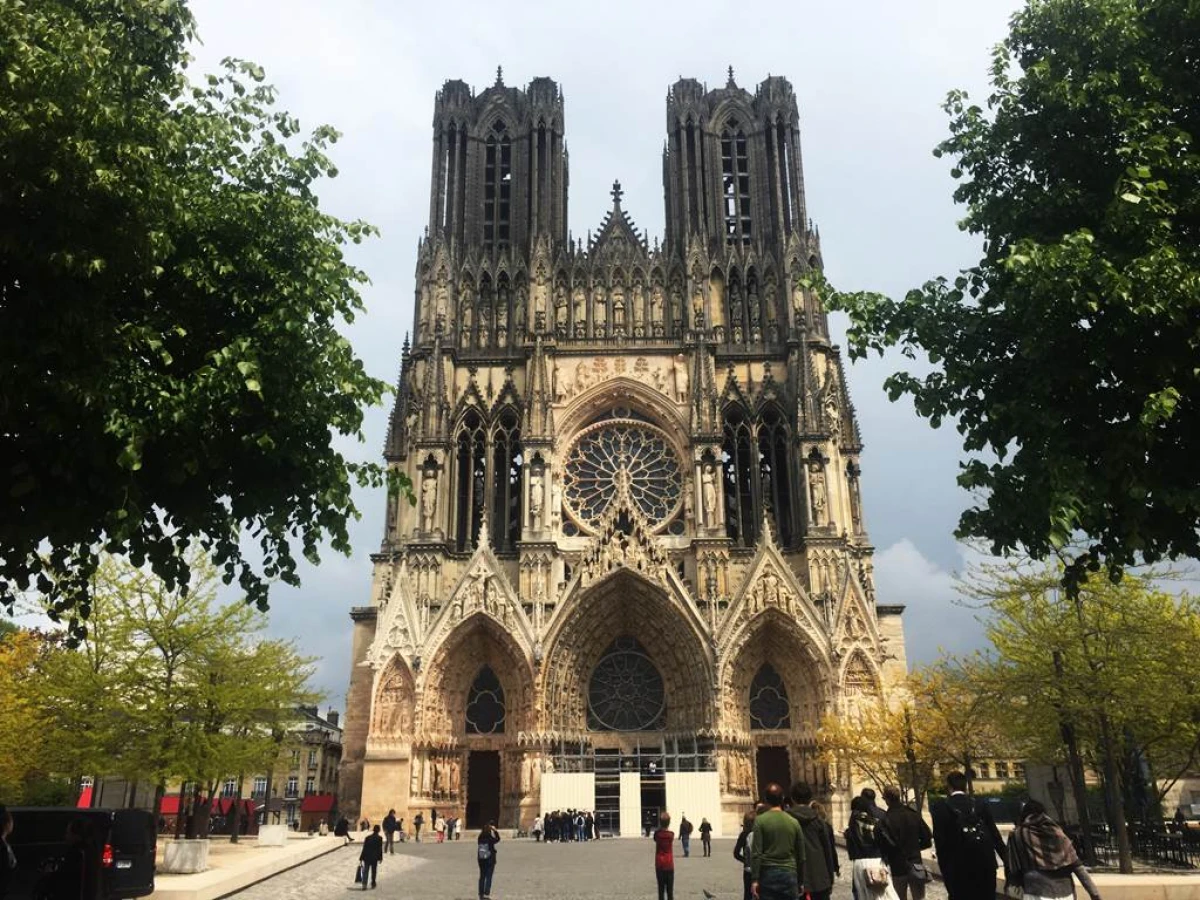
[7,808,156,900]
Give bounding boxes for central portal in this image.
[755,746,790,800]
[466,750,500,828]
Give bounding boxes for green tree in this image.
[820,0,1200,591]
[965,559,1200,872]
[0,0,409,636]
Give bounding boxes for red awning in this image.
[160,795,181,815]
[300,794,336,813]
[211,798,257,816]
[76,786,92,808]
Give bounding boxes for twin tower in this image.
[341,70,907,836]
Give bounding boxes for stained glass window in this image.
[465,666,505,734]
[588,637,666,732]
[749,663,790,730]
[564,420,682,533]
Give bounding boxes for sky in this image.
[182,0,1028,710]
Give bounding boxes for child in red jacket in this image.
[653,811,675,900]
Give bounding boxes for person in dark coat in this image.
[732,811,756,900]
[477,821,500,900]
[358,825,384,890]
[789,782,836,900]
[334,816,354,844]
[382,810,398,854]
[883,785,932,900]
[930,772,1005,900]
[699,818,713,857]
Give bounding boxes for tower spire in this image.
[495,65,504,87]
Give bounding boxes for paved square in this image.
[226,837,950,899]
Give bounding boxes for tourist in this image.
[882,785,932,900]
[1,805,15,899]
[397,817,405,842]
[334,816,355,844]
[678,814,693,857]
[699,817,713,856]
[789,782,837,900]
[436,815,446,843]
[358,825,384,890]
[1006,800,1102,900]
[846,795,900,900]
[533,814,543,842]
[382,809,398,854]
[930,772,1005,900]
[652,811,675,900]
[359,817,370,832]
[477,820,501,900]
[812,802,840,882]
[861,787,888,822]
[412,811,423,843]
[446,815,455,842]
[732,810,756,900]
[750,783,806,900]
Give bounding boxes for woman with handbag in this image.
[1006,801,1101,900]
[845,796,900,899]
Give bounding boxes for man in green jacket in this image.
[751,782,806,900]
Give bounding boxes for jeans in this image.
[702,836,711,857]
[477,856,496,898]
[655,868,675,900]
[757,866,799,900]
[742,870,753,900]
[384,832,395,854]
[681,835,690,857]
[360,860,377,889]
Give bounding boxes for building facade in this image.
[340,70,908,836]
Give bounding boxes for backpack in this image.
[951,801,987,848]
[853,812,878,848]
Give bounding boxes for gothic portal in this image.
[339,70,908,835]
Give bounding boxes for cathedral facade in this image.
[339,70,908,836]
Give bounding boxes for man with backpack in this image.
[930,771,1006,900]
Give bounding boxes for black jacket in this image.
[359,833,384,863]
[845,811,895,861]
[884,803,931,875]
[789,806,835,893]
[930,793,1005,880]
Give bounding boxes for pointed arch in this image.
[491,405,522,552]
[454,409,487,551]
[757,403,796,547]
[371,654,417,740]
[722,402,757,545]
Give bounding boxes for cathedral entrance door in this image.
[755,746,790,799]
[466,750,500,828]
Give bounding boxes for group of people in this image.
[407,808,462,843]
[532,809,597,842]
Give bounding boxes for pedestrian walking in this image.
[413,811,424,843]
[732,810,756,900]
[652,811,675,900]
[358,825,383,890]
[812,801,841,883]
[382,809,398,855]
[477,820,501,900]
[751,783,806,900]
[846,795,900,900]
[679,814,693,857]
[789,782,837,900]
[334,816,355,845]
[699,817,713,856]
[882,786,933,900]
[930,771,1006,900]
[1006,800,1103,900]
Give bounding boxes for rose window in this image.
[587,637,666,731]
[563,420,682,533]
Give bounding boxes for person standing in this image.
[533,814,543,842]
[930,772,1006,900]
[412,811,424,843]
[1006,800,1102,900]
[750,783,807,900]
[846,796,900,900]
[678,814,693,858]
[882,786,932,900]
[436,816,446,843]
[358,825,383,890]
[477,820,500,900]
[732,810,756,900]
[699,818,713,857]
[382,809,398,855]
[789,782,837,900]
[652,811,675,900]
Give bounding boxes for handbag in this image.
[354,861,364,884]
[865,865,890,888]
[909,861,933,883]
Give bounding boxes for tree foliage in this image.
[0,0,409,635]
[821,0,1200,590]
[0,628,54,802]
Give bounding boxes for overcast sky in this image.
[184,0,1027,711]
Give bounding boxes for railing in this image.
[1081,825,1200,869]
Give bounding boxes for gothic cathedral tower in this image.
[339,70,908,834]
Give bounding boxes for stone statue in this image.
[573,286,586,326]
[632,283,645,327]
[533,269,548,318]
[594,289,608,333]
[691,285,705,325]
[701,465,718,526]
[810,466,828,527]
[554,284,568,328]
[612,285,626,328]
[529,471,544,529]
[420,471,437,532]
[650,284,665,323]
[514,284,527,334]
[434,273,449,325]
[792,278,805,317]
[550,477,563,526]
[672,354,688,403]
[575,359,592,393]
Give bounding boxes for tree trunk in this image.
[229,774,245,844]
[1099,712,1134,873]
[1053,649,1097,864]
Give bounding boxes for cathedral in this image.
[339,69,908,836]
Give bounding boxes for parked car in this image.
[6,808,156,900]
